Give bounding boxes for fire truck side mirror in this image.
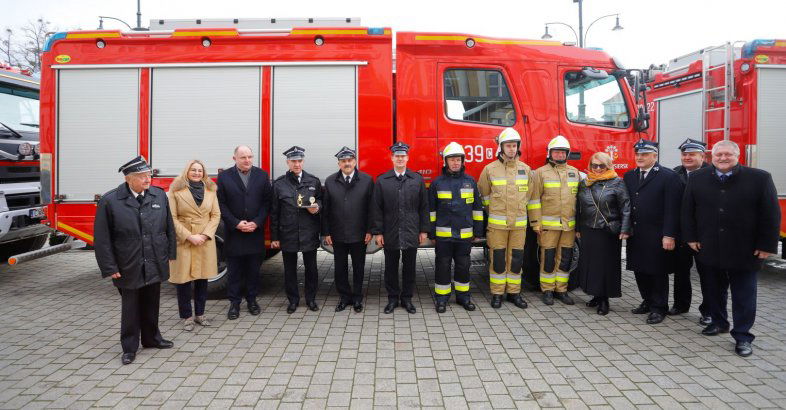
[568,152,581,161]
[634,106,650,132]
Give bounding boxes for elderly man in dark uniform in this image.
[217,145,273,320]
[371,142,429,314]
[682,140,780,357]
[670,138,711,322]
[271,146,323,314]
[322,146,374,313]
[94,156,176,365]
[623,139,682,325]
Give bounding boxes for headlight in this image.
[34,144,40,155]
[18,142,33,156]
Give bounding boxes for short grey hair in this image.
[234,145,253,155]
[712,140,740,156]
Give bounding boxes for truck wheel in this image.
[206,234,228,300]
[49,232,70,246]
[0,234,49,262]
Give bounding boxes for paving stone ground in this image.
[1,248,785,409]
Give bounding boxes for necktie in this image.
[346,175,351,184]
[720,174,729,183]
[639,171,646,183]
[136,194,144,205]
[396,174,403,182]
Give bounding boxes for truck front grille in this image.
[5,193,42,210]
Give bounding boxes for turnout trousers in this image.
[486,228,526,295]
[434,240,472,303]
[538,229,576,292]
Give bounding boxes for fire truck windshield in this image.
[0,88,39,133]
[564,74,630,129]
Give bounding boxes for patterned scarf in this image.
[585,169,618,186]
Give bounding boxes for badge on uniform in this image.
[519,186,528,192]
[295,186,317,208]
[151,203,161,209]
[466,197,474,204]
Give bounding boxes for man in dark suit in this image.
[670,138,711,323]
[217,145,273,320]
[682,140,780,357]
[623,139,682,325]
[371,142,429,314]
[94,156,176,365]
[323,146,374,313]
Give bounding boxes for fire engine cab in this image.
[35,18,646,288]
[645,40,786,256]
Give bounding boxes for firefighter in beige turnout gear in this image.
[478,128,532,309]
[529,135,579,306]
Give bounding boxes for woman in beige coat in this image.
[168,160,221,331]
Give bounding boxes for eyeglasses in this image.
[590,163,607,169]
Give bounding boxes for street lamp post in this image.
[97,0,145,31]
[541,0,623,48]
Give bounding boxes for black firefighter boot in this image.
[554,292,575,305]
[542,291,554,305]
[456,294,476,311]
[506,293,528,309]
[490,294,503,309]
[435,299,447,313]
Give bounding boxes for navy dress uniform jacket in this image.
[623,164,682,275]
[321,170,374,244]
[216,166,273,257]
[270,170,323,253]
[682,165,780,271]
[94,183,177,289]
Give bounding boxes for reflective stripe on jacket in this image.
[529,162,579,231]
[477,156,532,231]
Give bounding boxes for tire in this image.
[206,223,229,300]
[0,234,49,262]
[49,232,70,246]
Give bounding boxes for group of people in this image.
[93,128,780,365]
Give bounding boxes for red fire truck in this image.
[35,18,648,291]
[645,40,786,257]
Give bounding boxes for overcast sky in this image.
[2,0,784,68]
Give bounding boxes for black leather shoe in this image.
[597,299,609,316]
[667,306,688,316]
[699,315,713,326]
[701,324,730,336]
[458,299,476,311]
[353,302,363,313]
[735,341,753,357]
[401,299,416,314]
[307,300,319,312]
[248,301,261,316]
[506,293,528,309]
[286,302,298,314]
[631,302,650,315]
[554,292,574,305]
[586,297,600,308]
[646,312,665,324]
[490,295,503,309]
[435,301,447,313]
[335,301,349,312]
[227,302,240,320]
[542,291,554,306]
[384,300,398,314]
[145,339,173,349]
[121,352,135,365]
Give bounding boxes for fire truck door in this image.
[271,65,358,182]
[437,64,528,177]
[558,66,636,170]
[57,68,139,201]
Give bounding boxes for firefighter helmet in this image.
[442,142,465,159]
[547,135,571,155]
[497,127,521,145]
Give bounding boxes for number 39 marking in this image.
[463,145,494,163]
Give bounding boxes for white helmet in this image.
[442,141,465,160]
[547,135,571,156]
[497,127,522,145]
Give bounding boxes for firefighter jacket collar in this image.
[442,165,466,177]
[498,154,520,167]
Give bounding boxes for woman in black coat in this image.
[576,152,631,315]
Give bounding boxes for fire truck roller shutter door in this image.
[151,67,261,176]
[272,65,358,182]
[756,66,786,195]
[655,91,702,169]
[57,68,139,201]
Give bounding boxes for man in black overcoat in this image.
[623,139,682,325]
[270,146,323,314]
[94,156,176,365]
[371,142,429,314]
[670,138,712,323]
[682,140,780,357]
[217,145,273,320]
[322,146,374,313]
